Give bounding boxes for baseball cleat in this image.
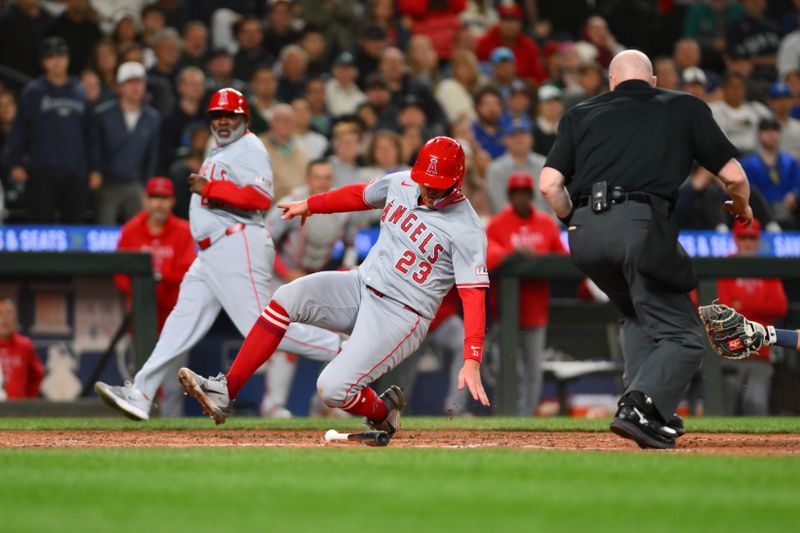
[367,385,406,436]
[666,413,686,438]
[94,381,150,421]
[610,391,676,450]
[177,368,231,425]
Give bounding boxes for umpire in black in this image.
[539,51,753,449]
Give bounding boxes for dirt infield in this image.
[1,429,799,455]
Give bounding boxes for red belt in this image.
[197,223,246,250]
[367,286,420,315]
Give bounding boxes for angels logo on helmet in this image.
[426,156,439,176]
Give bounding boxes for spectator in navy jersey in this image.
[3,37,94,223]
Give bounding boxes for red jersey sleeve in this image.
[307,183,373,214]
[458,287,487,363]
[202,180,272,211]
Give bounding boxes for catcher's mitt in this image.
[698,302,776,360]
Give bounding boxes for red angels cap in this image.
[733,218,761,238]
[498,2,523,19]
[507,172,534,191]
[146,177,175,197]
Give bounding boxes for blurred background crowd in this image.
[3,0,800,230]
[2,0,800,416]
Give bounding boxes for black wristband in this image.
[558,211,573,226]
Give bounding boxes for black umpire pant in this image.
[568,201,705,419]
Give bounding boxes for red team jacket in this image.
[114,212,197,330]
[0,333,44,398]
[486,206,566,328]
[717,277,788,360]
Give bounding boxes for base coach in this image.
[539,50,753,449]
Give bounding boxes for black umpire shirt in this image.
[545,80,738,201]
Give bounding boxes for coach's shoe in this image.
[177,368,231,425]
[610,391,676,450]
[367,385,406,437]
[94,381,151,421]
[666,413,686,438]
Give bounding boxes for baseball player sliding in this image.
[179,137,491,437]
[95,88,342,420]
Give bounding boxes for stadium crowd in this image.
[0,0,799,415]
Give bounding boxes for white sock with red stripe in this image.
[227,300,290,399]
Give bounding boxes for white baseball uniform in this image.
[132,132,341,404]
[272,170,488,408]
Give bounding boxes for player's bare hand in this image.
[723,201,753,226]
[88,171,103,190]
[278,199,312,225]
[10,166,28,183]
[188,173,208,195]
[458,359,489,407]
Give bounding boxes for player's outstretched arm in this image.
[279,183,377,224]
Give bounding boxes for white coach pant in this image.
[133,225,341,403]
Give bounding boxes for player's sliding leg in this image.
[95,268,222,420]
[315,285,430,435]
[179,271,361,423]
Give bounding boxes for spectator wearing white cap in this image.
[92,61,161,225]
[533,84,563,157]
[681,67,709,101]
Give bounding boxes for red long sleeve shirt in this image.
[717,277,788,360]
[114,212,197,331]
[0,333,44,399]
[486,206,566,328]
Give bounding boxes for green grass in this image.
[2,418,799,532]
[1,447,798,533]
[1,415,800,433]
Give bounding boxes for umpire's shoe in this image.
[177,368,231,425]
[610,391,677,449]
[666,413,686,438]
[367,385,406,437]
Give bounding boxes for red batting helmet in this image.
[410,136,465,190]
[207,88,249,117]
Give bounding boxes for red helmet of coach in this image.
[410,136,466,190]
[207,88,249,117]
